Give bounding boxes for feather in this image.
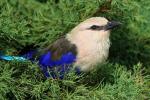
[0,38,78,79]
[0,55,27,61]
[37,37,78,79]
[0,38,77,79]
[0,50,27,61]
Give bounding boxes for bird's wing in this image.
[42,37,77,61]
[37,37,78,78]
[39,38,77,66]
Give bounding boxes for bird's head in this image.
[67,17,121,42]
[66,17,121,72]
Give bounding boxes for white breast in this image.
[67,31,110,72]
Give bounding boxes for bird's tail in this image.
[0,44,38,61]
[0,50,27,61]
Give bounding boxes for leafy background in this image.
[0,0,150,100]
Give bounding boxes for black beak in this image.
[105,21,121,30]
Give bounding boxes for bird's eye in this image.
[89,25,100,30]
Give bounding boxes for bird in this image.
[0,17,121,79]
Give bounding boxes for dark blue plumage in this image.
[38,51,76,79]
[0,50,77,79]
[22,49,77,79]
[0,38,79,79]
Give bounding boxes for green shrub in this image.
[0,0,149,99]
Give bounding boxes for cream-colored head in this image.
[68,17,110,41]
[67,17,120,72]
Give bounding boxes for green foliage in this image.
[0,0,150,99]
[0,62,149,100]
[108,0,150,68]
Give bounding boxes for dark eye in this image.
[90,25,100,30]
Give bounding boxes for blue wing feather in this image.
[38,51,76,79]
[0,50,77,79]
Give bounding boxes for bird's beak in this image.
[105,21,121,30]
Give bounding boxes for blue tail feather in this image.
[0,50,81,79]
[0,55,27,61]
[0,50,27,61]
